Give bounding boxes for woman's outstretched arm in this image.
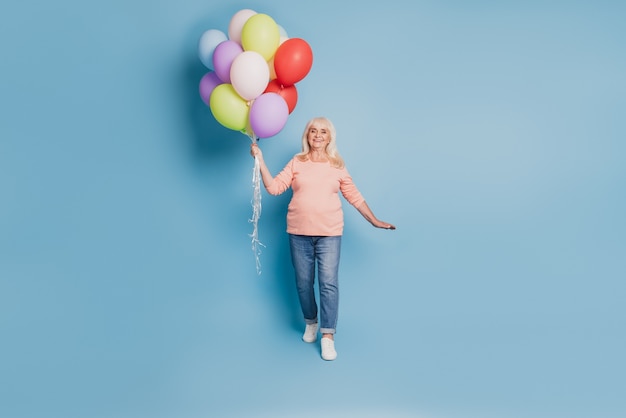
[356,201,396,230]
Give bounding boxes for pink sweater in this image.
[265,156,365,236]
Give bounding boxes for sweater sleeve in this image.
[265,157,295,196]
[339,168,365,208]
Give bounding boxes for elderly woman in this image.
[250,117,395,361]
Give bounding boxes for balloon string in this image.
[249,135,265,275]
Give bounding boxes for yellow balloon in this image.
[209,84,249,131]
[241,14,280,61]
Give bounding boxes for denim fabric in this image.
[289,234,341,334]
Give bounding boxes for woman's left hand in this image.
[374,220,396,230]
[357,201,396,230]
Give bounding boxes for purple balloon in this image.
[212,40,243,83]
[199,72,222,105]
[249,93,289,138]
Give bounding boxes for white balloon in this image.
[268,56,276,81]
[230,51,270,101]
[228,9,257,45]
[277,25,288,39]
[267,37,288,80]
[198,29,227,69]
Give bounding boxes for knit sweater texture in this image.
[264,156,365,236]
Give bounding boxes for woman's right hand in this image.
[250,143,263,159]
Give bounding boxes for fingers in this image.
[379,222,396,230]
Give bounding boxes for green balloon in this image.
[241,14,280,61]
[209,84,249,131]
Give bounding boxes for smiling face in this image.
[306,123,330,152]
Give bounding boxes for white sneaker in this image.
[302,323,318,343]
[321,337,337,361]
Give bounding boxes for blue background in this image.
[1,1,625,417]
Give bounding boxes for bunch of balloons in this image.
[198,9,313,139]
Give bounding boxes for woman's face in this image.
[307,123,330,151]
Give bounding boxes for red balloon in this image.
[274,38,313,86]
[264,79,298,114]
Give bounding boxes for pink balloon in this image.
[199,72,222,105]
[249,93,289,138]
[212,40,243,83]
[230,51,270,101]
[228,9,257,45]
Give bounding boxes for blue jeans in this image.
[289,234,341,335]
